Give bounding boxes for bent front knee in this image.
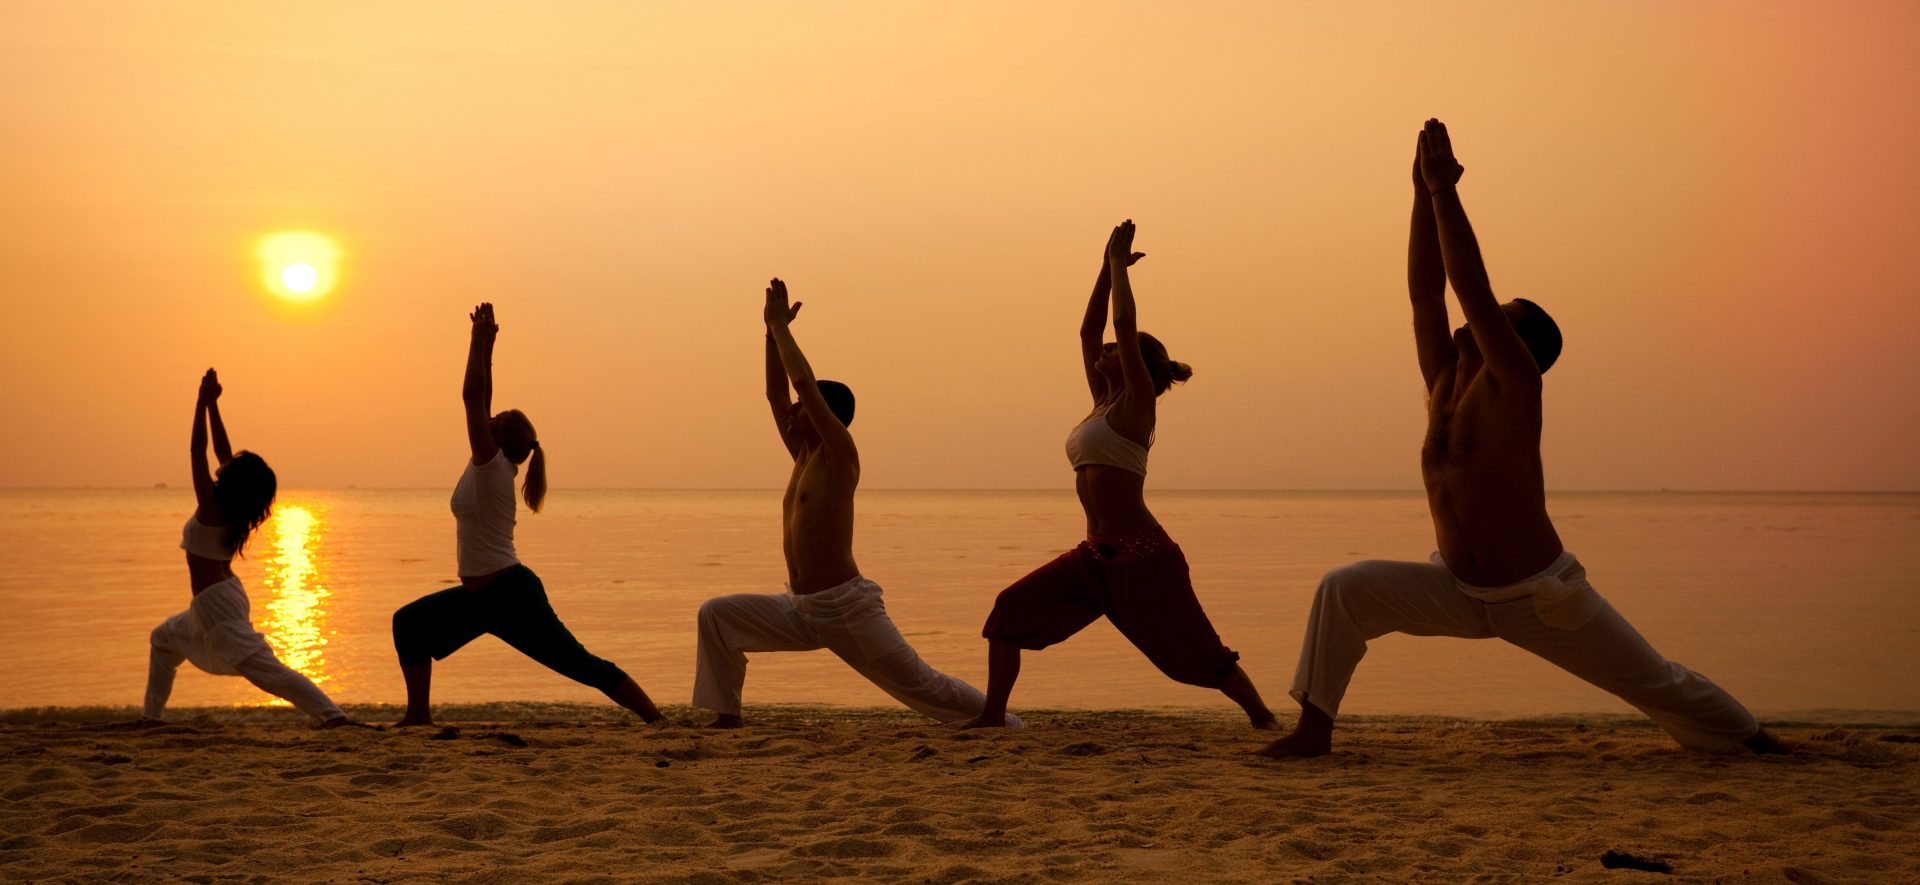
[697,596,745,631]
[390,607,435,666]
[1316,561,1392,603]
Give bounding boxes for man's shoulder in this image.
[809,443,861,476]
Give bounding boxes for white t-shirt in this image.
[452,450,519,576]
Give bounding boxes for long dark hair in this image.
[214,451,276,556]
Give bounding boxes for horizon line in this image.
[5,486,1917,495]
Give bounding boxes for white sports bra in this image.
[1066,412,1152,476]
[180,515,235,561]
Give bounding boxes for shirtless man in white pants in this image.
[1259,120,1784,758]
[692,279,1016,728]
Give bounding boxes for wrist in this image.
[1426,183,1458,197]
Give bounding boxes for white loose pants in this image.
[694,577,1018,726]
[1289,553,1759,752]
[144,577,344,723]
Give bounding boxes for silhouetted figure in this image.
[961,222,1279,731]
[1258,120,1785,758]
[143,369,349,726]
[691,279,1014,728]
[390,303,663,728]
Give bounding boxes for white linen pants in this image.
[144,577,343,723]
[1289,553,1759,752]
[694,577,1018,726]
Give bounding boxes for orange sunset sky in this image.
[2,2,1915,491]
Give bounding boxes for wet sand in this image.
[3,704,1917,883]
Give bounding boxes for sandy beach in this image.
[3,705,1917,883]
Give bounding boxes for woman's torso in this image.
[1068,410,1159,537]
[181,514,235,594]
[452,451,522,588]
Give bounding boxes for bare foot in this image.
[1251,715,1282,732]
[392,715,434,729]
[958,713,1011,730]
[1256,702,1335,758]
[1254,730,1332,759]
[704,714,743,729]
[1743,727,1790,755]
[1251,729,1328,760]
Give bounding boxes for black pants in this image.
[392,564,629,693]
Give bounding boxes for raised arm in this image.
[1420,119,1541,386]
[764,279,857,466]
[201,369,234,465]
[1080,245,1145,405]
[463,303,501,465]
[1103,221,1157,438]
[765,298,803,459]
[1408,136,1457,392]
[190,373,218,521]
[1079,257,1112,403]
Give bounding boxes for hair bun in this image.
[1167,360,1194,384]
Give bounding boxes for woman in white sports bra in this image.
[963,221,1279,731]
[389,303,664,728]
[142,369,349,726]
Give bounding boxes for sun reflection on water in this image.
[261,503,332,697]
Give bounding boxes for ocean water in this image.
[3,489,1916,719]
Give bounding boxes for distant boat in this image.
[153,482,168,489]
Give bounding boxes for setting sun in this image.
[255,231,340,301]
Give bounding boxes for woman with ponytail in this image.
[390,303,663,727]
[962,222,1279,731]
[143,369,350,726]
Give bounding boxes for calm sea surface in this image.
[3,489,1916,718]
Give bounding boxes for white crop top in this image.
[1065,412,1152,476]
[452,450,520,576]
[180,515,236,561]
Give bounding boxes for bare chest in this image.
[783,456,848,524]
[1422,376,1485,469]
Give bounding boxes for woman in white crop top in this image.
[389,303,664,728]
[142,369,349,727]
[963,222,1280,733]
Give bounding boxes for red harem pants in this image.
[980,525,1241,688]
